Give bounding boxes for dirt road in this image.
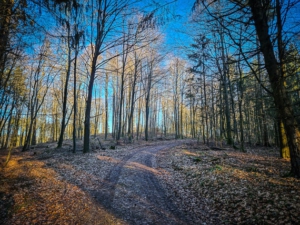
[1,140,208,225]
[93,141,190,225]
[2,139,299,224]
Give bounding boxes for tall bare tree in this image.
[22,39,56,151]
[83,0,130,153]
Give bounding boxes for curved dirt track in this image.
[93,141,191,225]
[1,139,207,225]
[4,139,299,225]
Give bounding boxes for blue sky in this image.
[162,0,195,56]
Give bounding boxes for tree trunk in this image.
[23,109,34,152]
[94,88,100,138]
[57,27,72,148]
[136,94,142,140]
[237,58,245,151]
[0,0,13,80]
[145,94,150,141]
[31,118,37,145]
[249,0,300,177]
[11,107,21,147]
[279,119,290,158]
[145,66,153,141]
[105,72,108,140]
[73,49,78,153]
[83,55,98,153]
[3,108,13,148]
[117,33,128,141]
[127,55,139,142]
[202,57,209,144]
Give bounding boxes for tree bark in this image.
[105,72,108,140]
[0,0,13,81]
[83,55,97,153]
[249,0,300,177]
[145,61,153,141]
[279,119,290,158]
[57,25,72,148]
[127,54,139,142]
[73,48,78,153]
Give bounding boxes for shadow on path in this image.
[93,142,190,224]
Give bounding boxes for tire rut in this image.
[94,141,190,225]
[94,148,141,208]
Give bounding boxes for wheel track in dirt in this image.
[94,140,192,225]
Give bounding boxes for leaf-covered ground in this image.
[0,138,133,225]
[1,139,300,224]
[156,142,300,225]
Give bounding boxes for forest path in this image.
[2,139,298,225]
[93,140,191,225]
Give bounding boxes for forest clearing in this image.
[1,138,299,224]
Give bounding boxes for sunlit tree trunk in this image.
[11,106,21,147]
[127,53,139,142]
[58,24,72,148]
[279,119,290,158]
[31,116,37,145]
[84,0,108,152]
[172,59,180,139]
[104,72,108,140]
[180,88,184,138]
[73,47,78,153]
[136,85,142,140]
[83,53,98,152]
[117,35,127,141]
[144,58,153,141]
[22,43,51,151]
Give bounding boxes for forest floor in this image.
[0,137,300,225]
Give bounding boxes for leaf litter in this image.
[0,138,299,224]
[156,142,300,225]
